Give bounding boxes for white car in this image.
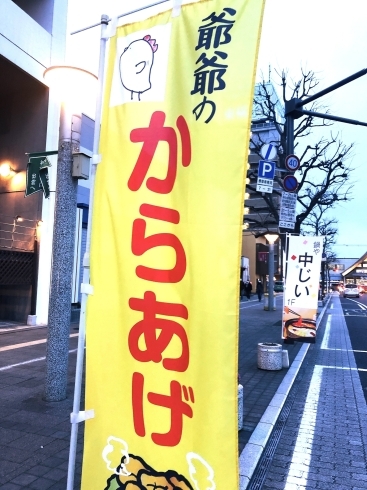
[343,284,360,298]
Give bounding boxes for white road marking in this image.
[285,363,366,486]
[345,298,367,310]
[239,302,264,310]
[0,333,79,352]
[320,314,332,350]
[285,365,322,485]
[342,314,367,317]
[0,325,46,334]
[0,348,78,371]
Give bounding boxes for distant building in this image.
[242,82,284,287]
[342,252,367,289]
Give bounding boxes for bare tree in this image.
[302,204,338,295]
[246,69,355,241]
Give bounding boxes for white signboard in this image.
[280,206,296,222]
[256,177,273,193]
[281,191,297,208]
[279,220,295,229]
[279,191,297,228]
[282,235,324,342]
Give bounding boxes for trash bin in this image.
[257,342,282,370]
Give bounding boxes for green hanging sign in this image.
[25,156,52,198]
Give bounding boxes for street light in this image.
[43,65,97,402]
[264,233,278,311]
[0,161,16,177]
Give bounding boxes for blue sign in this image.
[258,160,275,180]
[283,175,298,192]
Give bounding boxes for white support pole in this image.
[268,242,275,310]
[71,0,171,34]
[66,14,109,490]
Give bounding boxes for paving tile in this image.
[27,465,53,478]
[0,484,23,490]
[28,478,55,490]
[7,433,53,450]
[48,482,68,490]
[41,468,67,482]
[9,473,38,485]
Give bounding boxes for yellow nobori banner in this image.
[82,0,265,488]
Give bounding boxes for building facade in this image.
[241,82,284,289]
[0,0,93,325]
[342,252,367,291]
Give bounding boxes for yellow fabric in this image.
[82,1,265,488]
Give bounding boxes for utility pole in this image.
[281,68,367,305]
[279,68,367,241]
[284,68,367,156]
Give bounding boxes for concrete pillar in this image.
[44,104,78,401]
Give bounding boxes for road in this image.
[339,292,367,404]
[0,325,79,372]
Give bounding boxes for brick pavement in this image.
[0,325,83,490]
[238,295,302,452]
[256,294,367,490]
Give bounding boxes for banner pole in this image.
[71,0,171,34]
[66,14,109,490]
[281,233,290,341]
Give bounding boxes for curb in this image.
[238,294,331,489]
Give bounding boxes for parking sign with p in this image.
[256,160,276,193]
[258,160,275,179]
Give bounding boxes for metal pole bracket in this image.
[70,409,95,424]
[92,154,102,165]
[80,283,94,295]
[104,16,118,39]
[172,0,182,17]
[83,252,90,268]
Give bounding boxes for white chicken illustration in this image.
[102,436,217,490]
[119,35,158,101]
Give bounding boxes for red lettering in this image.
[128,111,191,193]
[129,291,189,372]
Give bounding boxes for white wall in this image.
[36,0,69,325]
[0,0,52,81]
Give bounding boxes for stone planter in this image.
[257,342,282,370]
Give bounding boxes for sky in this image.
[66,0,367,259]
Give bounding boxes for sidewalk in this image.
[0,295,328,489]
[238,294,302,451]
[238,294,329,487]
[0,324,82,490]
[249,293,367,490]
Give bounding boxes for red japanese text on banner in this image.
[282,235,324,342]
